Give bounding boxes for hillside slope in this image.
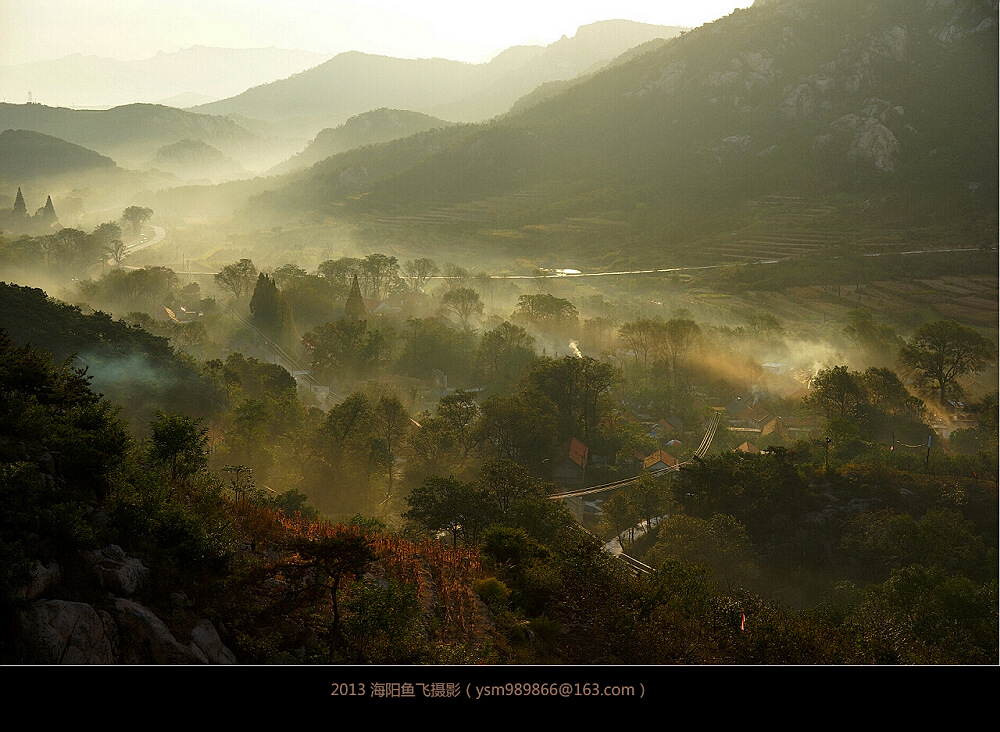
[0,103,259,170]
[249,0,998,258]
[0,129,116,180]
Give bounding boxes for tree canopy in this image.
[121,206,154,236]
[898,320,996,403]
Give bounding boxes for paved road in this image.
[125,225,166,253]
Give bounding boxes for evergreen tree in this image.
[250,273,297,351]
[13,187,26,218]
[37,195,57,224]
[344,274,366,322]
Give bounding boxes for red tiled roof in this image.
[557,437,589,469]
[643,450,677,470]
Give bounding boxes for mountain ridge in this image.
[191,20,687,137]
[244,0,998,258]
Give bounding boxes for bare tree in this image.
[403,258,439,292]
[214,258,259,300]
[440,287,484,329]
[106,239,128,268]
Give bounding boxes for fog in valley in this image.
[1,0,996,668]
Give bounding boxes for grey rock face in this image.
[86,544,149,597]
[14,561,62,601]
[16,600,118,664]
[190,619,238,664]
[113,598,202,664]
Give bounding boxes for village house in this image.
[643,449,677,472]
[553,437,589,488]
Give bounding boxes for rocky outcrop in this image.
[86,544,148,597]
[113,598,205,664]
[190,619,238,664]
[13,544,235,664]
[15,600,118,664]
[830,112,901,172]
[15,598,238,664]
[14,561,62,601]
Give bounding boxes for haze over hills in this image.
[191,20,687,138]
[247,0,997,262]
[266,108,454,176]
[0,46,331,110]
[0,103,260,171]
[0,129,116,181]
[151,139,247,183]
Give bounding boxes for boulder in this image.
[14,561,62,600]
[190,619,238,664]
[16,600,118,663]
[113,598,201,664]
[87,544,148,597]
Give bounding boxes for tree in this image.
[271,263,307,288]
[148,412,208,484]
[844,308,903,364]
[121,206,153,236]
[373,394,410,499]
[106,239,128,268]
[804,365,864,419]
[404,476,475,547]
[513,293,578,328]
[360,253,400,300]
[214,258,258,300]
[475,321,536,392]
[317,257,364,288]
[440,286,483,329]
[36,195,57,224]
[396,317,475,382]
[618,318,659,367]
[285,527,375,661]
[477,389,558,471]
[249,273,297,350]
[898,320,996,403]
[403,258,439,292]
[344,274,366,322]
[662,318,701,383]
[860,367,924,420]
[301,319,387,381]
[436,389,482,458]
[13,188,27,218]
[523,355,620,440]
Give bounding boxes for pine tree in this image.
[37,195,57,223]
[250,273,298,351]
[345,274,366,322]
[250,273,281,338]
[13,188,26,218]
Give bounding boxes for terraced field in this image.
[834,275,999,328]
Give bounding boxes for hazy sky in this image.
[1,0,755,66]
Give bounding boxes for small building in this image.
[783,416,820,438]
[760,417,787,440]
[643,449,677,472]
[553,437,589,488]
[154,305,200,324]
[737,441,761,454]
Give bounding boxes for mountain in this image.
[0,47,330,110]
[0,103,259,170]
[0,129,116,180]
[191,20,687,137]
[266,108,454,176]
[248,0,998,260]
[151,139,246,183]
